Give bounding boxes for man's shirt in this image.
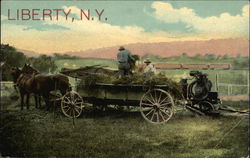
[144,63,156,74]
[117,50,134,63]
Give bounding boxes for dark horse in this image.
[11,64,71,110]
[21,64,41,108]
[11,67,32,110]
[33,73,71,110]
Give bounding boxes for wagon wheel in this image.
[140,89,175,124]
[61,91,83,118]
[197,101,215,114]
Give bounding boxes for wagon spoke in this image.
[74,101,82,105]
[65,107,71,114]
[160,101,172,107]
[64,107,71,113]
[160,109,170,117]
[141,107,153,112]
[159,110,166,121]
[150,109,156,121]
[74,105,82,110]
[64,97,71,103]
[159,96,169,104]
[74,107,81,115]
[63,100,71,104]
[75,98,82,102]
[144,96,155,105]
[141,102,154,107]
[67,108,71,116]
[62,104,70,109]
[157,91,162,103]
[145,108,154,117]
[149,93,156,103]
[159,106,167,110]
[154,90,157,103]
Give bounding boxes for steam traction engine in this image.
[180,71,221,115]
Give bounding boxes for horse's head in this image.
[10,67,22,83]
[22,63,40,75]
[10,67,23,92]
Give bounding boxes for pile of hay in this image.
[61,66,182,98]
[80,72,182,98]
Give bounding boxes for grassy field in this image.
[0,98,249,158]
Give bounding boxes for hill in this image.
[17,49,41,57]
[64,38,249,59]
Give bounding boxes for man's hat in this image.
[119,46,125,51]
[144,59,151,63]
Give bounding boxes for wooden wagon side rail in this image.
[94,82,169,88]
[138,63,231,70]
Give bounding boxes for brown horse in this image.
[11,67,35,110]
[33,73,71,110]
[21,64,71,109]
[11,64,71,110]
[22,63,40,75]
[21,64,42,108]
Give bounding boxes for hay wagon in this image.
[59,67,221,124]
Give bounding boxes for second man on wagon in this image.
[117,46,135,77]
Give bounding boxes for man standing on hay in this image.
[144,59,156,76]
[117,46,135,77]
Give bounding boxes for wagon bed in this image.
[60,67,176,124]
[78,82,170,106]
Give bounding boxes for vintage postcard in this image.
[0,0,249,158]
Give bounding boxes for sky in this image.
[1,1,249,54]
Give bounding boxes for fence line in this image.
[215,73,249,95]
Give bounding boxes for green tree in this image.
[29,55,57,73]
[53,53,79,60]
[194,53,201,59]
[181,52,188,58]
[222,54,230,59]
[1,44,27,67]
[204,54,216,60]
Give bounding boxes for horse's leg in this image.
[43,93,50,111]
[26,93,30,110]
[20,92,24,110]
[39,95,42,109]
[34,95,38,109]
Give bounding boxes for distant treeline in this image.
[1,44,79,74]
[142,53,249,69]
[52,53,80,60]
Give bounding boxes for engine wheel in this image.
[197,101,215,114]
[188,81,208,101]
